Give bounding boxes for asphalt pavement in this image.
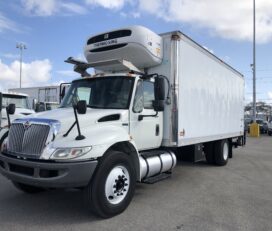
[0,136,272,231]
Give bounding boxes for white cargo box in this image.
[148,31,244,147]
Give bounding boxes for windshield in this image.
[61,76,134,109]
[2,94,30,109]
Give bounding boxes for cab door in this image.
[129,79,163,150]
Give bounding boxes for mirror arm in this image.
[6,108,11,128]
[63,121,76,137]
[63,105,85,140]
[138,112,158,121]
[73,105,85,140]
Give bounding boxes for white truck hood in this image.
[27,107,127,134]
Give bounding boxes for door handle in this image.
[156,124,159,136]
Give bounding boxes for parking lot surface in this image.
[0,136,272,231]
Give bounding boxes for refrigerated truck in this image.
[0,26,244,218]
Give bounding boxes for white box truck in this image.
[0,26,244,218]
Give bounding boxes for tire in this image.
[85,151,136,218]
[12,182,45,194]
[214,139,229,166]
[268,131,272,136]
[204,142,215,164]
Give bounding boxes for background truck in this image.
[9,84,70,112]
[0,92,35,144]
[0,26,244,218]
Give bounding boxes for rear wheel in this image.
[12,182,45,194]
[85,151,136,218]
[268,131,272,136]
[214,139,229,166]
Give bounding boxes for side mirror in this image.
[7,103,15,115]
[154,77,165,111]
[60,86,66,102]
[154,77,165,101]
[0,93,2,112]
[32,99,37,110]
[76,100,87,114]
[153,100,164,112]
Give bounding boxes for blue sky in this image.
[0,0,271,105]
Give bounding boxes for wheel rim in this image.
[223,142,228,160]
[105,165,130,205]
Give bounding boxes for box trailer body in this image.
[148,32,244,147]
[9,86,60,106]
[0,26,245,218]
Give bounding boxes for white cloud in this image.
[1,53,20,59]
[0,59,52,91]
[0,12,20,33]
[138,0,272,43]
[85,0,128,10]
[61,2,87,15]
[268,92,272,101]
[21,0,87,16]
[120,11,140,18]
[19,0,272,43]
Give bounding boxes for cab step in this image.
[142,172,171,184]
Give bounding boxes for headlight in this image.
[50,146,92,160]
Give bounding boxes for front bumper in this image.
[0,153,98,188]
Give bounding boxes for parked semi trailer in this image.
[0,26,244,218]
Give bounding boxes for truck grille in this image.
[7,123,50,158]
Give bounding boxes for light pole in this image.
[16,43,27,88]
[252,0,256,122]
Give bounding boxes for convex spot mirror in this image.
[76,100,87,114]
[7,104,16,115]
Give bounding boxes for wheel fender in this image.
[0,128,8,142]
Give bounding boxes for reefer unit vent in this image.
[84,25,163,71]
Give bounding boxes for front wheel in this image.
[85,151,136,218]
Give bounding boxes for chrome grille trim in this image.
[7,123,50,158]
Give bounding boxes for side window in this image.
[133,80,144,113]
[143,81,155,109]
